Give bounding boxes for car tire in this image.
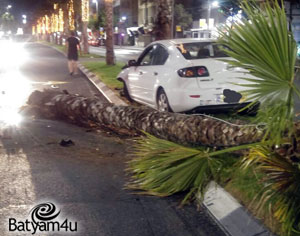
[157,89,172,112]
[122,81,133,102]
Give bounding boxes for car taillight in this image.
[177,66,209,78]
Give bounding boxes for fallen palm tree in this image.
[27,89,263,147]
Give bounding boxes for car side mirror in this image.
[128,59,137,67]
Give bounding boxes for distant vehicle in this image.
[0,35,11,41]
[117,38,258,113]
[88,37,105,47]
[190,29,216,39]
[88,37,97,46]
[12,34,34,42]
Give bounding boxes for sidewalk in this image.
[46,42,274,236]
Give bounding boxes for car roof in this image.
[151,38,217,47]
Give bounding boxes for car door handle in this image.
[139,71,143,75]
[154,72,158,76]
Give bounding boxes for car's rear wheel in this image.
[157,89,172,112]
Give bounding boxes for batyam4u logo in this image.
[8,202,78,234]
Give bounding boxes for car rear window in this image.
[176,42,230,60]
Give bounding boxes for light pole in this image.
[207,1,219,30]
[93,0,98,17]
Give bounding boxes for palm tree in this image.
[139,0,172,39]
[152,0,172,40]
[26,89,264,147]
[104,0,114,65]
[81,0,89,54]
[60,1,69,36]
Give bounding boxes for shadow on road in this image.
[0,118,225,236]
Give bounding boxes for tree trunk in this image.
[62,3,70,36]
[82,21,89,54]
[104,0,115,65]
[153,0,172,40]
[27,90,263,147]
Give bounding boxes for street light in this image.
[22,15,27,24]
[7,5,12,10]
[212,1,219,8]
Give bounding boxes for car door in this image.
[140,44,169,105]
[127,45,155,101]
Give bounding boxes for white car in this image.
[117,38,255,113]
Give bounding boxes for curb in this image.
[44,42,273,236]
[203,182,274,236]
[77,63,127,106]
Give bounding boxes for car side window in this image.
[152,45,169,65]
[138,46,155,66]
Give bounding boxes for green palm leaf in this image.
[127,133,252,204]
[218,0,299,144]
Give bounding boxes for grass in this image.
[82,61,125,90]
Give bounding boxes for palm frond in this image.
[218,0,298,144]
[127,133,251,204]
[241,146,300,235]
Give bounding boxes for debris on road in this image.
[59,139,75,147]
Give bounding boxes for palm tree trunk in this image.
[62,3,69,36]
[104,0,115,65]
[27,90,263,147]
[153,0,172,40]
[82,21,89,54]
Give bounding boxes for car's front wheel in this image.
[157,89,172,112]
[122,81,133,102]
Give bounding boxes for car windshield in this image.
[176,42,230,60]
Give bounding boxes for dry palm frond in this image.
[241,146,300,235]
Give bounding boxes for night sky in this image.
[6,0,48,24]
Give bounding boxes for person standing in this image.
[66,31,82,76]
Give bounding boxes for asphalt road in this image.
[0,42,225,236]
